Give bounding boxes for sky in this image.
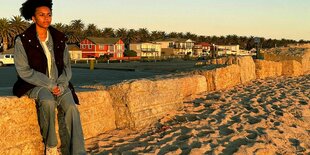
[1,0,309,41]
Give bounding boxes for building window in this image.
[169,42,174,48]
[99,45,104,50]
[88,45,92,49]
[117,44,122,50]
[82,45,86,49]
[109,45,114,51]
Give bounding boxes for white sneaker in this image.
[45,146,57,155]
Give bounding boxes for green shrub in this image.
[124,50,137,57]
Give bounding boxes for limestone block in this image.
[213,65,241,90]
[223,57,237,65]
[0,90,116,154]
[198,70,216,92]
[108,77,189,129]
[301,49,310,73]
[0,97,44,154]
[264,48,310,74]
[178,75,207,98]
[255,60,282,79]
[281,60,303,76]
[77,90,116,138]
[237,56,256,83]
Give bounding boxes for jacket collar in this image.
[22,24,67,47]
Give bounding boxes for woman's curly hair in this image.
[20,0,53,20]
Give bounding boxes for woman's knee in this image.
[37,87,55,101]
[40,100,56,111]
[59,92,77,113]
[37,88,56,111]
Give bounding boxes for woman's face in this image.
[32,6,52,29]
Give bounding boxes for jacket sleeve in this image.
[56,44,72,89]
[14,37,57,91]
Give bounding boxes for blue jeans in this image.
[27,87,86,155]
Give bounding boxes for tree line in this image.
[1,16,309,52]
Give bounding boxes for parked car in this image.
[0,54,14,66]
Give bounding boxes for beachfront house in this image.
[68,44,82,60]
[129,42,161,57]
[155,38,195,56]
[193,42,211,57]
[216,45,240,56]
[80,37,125,58]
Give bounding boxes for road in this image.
[0,61,203,96]
[0,65,165,96]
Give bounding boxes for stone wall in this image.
[0,97,43,154]
[77,90,116,138]
[0,90,115,154]
[281,60,303,76]
[107,74,207,129]
[264,48,310,74]
[236,56,256,84]
[196,70,216,92]
[301,49,310,74]
[204,56,237,65]
[213,64,241,90]
[197,56,255,90]
[0,55,308,153]
[255,60,282,79]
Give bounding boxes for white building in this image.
[130,42,161,57]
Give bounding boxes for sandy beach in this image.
[85,74,310,155]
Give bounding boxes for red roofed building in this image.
[80,37,125,58]
[194,42,211,56]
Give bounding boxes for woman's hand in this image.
[52,86,61,96]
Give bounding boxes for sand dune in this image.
[85,74,310,154]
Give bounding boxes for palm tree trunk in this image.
[3,38,8,51]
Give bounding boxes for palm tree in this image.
[65,31,81,44]
[136,28,149,42]
[9,15,29,35]
[238,36,248,49]
[168,32,178,38]
[70,19,84,32]
[177,32,184,39]
[102,27,115,38]
[226,35,238,45]
[185,32,197,41]
[150,31,158,40]
[210,35,219,44]
[84,23,101,37]
[197,35,206,43]
[115,28,127,39]
[52,23,80,44]
[218,36,225,44]
[157,31,167,40]
[70,19,84,38]
[246,36,255,50]
[150,31,166,41]
[0,18,17,51]
[126,29,138,44]
[52,23,66,32]
[9,15,29,46]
